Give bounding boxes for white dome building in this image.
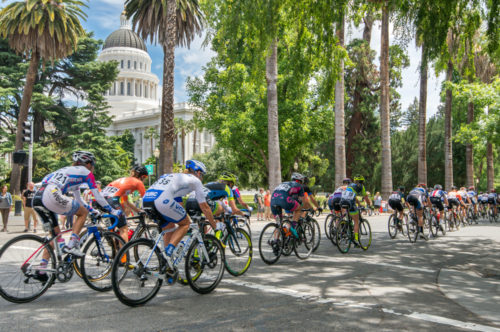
[99,13,215,165]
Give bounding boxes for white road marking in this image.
[223,279,500,332]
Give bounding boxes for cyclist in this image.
[33,151,122,277]
[467,186,478,216]
[488,189,498,216]
[98,165,148,243]
[458,187,471,217]
[327,178,351,214]
[478,192,489,215]
[270,172,309,237]
[302,176,322,215]
[142,160,223,268]
[388,186,406,225]
[340,176,371,244]
[430,184,449,228]
[406,183,431,240]
[218,172,252,216]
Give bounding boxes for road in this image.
[0,213,499,332]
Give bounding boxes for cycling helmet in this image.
[132,165,148,177]
[96,181,102,185]
[418,183,426,188]
[343,178,352,184]
[491,189,496,193]
[468,186,475,191]
[399,186,405,191]
[186,160,207,174]
[219,172,237,184]
[291,172,305,182]
[434,184,443,190]
[451,186,457,190]
[73,151,96,166]
[354,176,365,182]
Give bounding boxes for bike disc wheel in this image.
[111,238,163,307]
[258,223,283,265]
[358,219,372,250]
[223,228,252,276]
[293,222,314,259]
[336,220,351,254]
[185,234,225,294]
[324,214,334,240]
[81,231,125,292]
[388,214,398,239]
[0,235,56,303]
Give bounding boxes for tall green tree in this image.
[0,0,87,194]
[125,0,204,174]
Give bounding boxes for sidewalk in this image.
[0,213,39,235]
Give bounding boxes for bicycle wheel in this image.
[358,219,372,250]
[336,220,351,254]
[258,223,283,265]
[223,228,252,276]
[293,222,314,259]
[430,216,439,238]
[310,218,321,252]
[0,235,56,303]
[388,214,398,239]
[185,234,225,294]
[407,219,418,243]
[400,214,408,236]
[234,216,252,238]
[324,214,335,240]
[81,231,125,292]
[329,216,340,246]
[111,238,163,307]
[134,223,160,241]
[439,215,447,236]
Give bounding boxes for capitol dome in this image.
[103,28,147,52]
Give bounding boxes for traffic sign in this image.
[145,164,154,175]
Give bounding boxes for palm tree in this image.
[417,42,428,185]
[125,0,203,174]
[0,0,87,194]
[334,13,346,188]
[379,1,393,199]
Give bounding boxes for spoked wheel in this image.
[310,218,321,252]
[358,219,372,251]
[258,223,283,265]
[111,238,163,307]
[234,217,252,238]
[439,215,447,236]
[223,228,252,276]
[336,220,351,254]
[329,216,341,246]
[430,216,439,238]
[134,223,160,241]
[0,235,56,303]
[400,214,408,236]
[324,214,335,240]
[407,219,418,243]
[388,214,398,239]
[185,234,225,294]
[281,221,294,256]
[293,222,315,259]
[81,231,125,292]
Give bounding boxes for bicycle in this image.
[111,209,225,307]
[488,205,498,223]
[360,206,373,217]
[428,205,446,238]
[335,205,372,253]
[406,205,430,243]
[302,209,321,252]
[259,212,315,265]
[446,205,461,231]
[387,209,408,239]
[324,210,343,243]
[0,213,122,303]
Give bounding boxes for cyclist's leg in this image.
[154,195,190,257]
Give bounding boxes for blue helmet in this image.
[186,159,207,174]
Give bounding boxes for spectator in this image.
[374,192,382,215]
[22,182,38,233]
[256,188,264,220]
[264,189,271,221]
[0,185,13,232]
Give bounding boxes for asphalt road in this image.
[0,213,499,332]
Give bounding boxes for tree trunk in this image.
[159,0,176,174]
[418,43,428,185]
[10,51,40,195]
[486,143,494,191]
[334,14,346,188]
[380,3,393,199]
[444,60,454,191]
[466,96,474,187]
[266,38,281,191]
[193,129,197,155]
[181,128,185,164]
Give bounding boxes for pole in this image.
[28,121,33,183]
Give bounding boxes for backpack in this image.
[254,193,259,204]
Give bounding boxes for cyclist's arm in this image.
[308,194,320,210]
[236,196,250,210]
[228,199,243,215]
[122,196,141,214]
[199,202,216,229]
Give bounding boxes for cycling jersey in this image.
[467,191,477,204]
[328,186,346,211]
[388,190,405,212]
[103,177,146,199]
[143,173,206,226]
[232,186,242,199]
[478,194,489,203]
[339,183,366,215]
[270,181,304,216]
[34,166,112,222]
[186,183,226,216]
[407,187,427,210]
[488,193,498,205]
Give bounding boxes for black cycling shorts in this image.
[406,195,423,210]
[328,196,342,212]
[388,198,403,212]
[430,197,444,211]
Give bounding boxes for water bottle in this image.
[57,237,66,251]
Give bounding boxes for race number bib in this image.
[51,172,68,186]
[103,186,119,195]
[389,193,399,200]
[342,189,355,200]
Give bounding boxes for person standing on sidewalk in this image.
[0,185,13,232]
[22,182,38,232]
[373,192,382,215]
[264,189,271,221]
[255,188,265,220]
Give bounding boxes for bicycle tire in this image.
[111,238,163,307]
[407,219,418,243]
[134,223,160,241]
[223,228,252,276]
[0,235,56,303]
[388,214,398,239]
[293,222,314,259]
[185,234,225,294]
[430,216,439,238]
[235,216,252,238]
[400,214,408,236]
[329,216,340,246]
[81,231,125,292]
[310,218,321,252]
[258,223,283,265]
[336,220,351,254]
[324,214,335,240]
[358,219,372,250]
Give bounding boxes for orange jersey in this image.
[102,177,146,199]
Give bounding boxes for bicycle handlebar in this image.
[100,214,120,230]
